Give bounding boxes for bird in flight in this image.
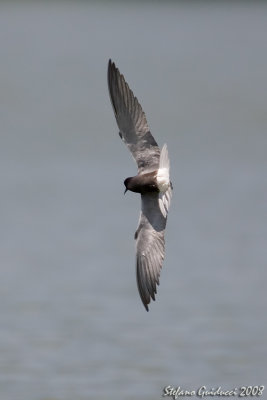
[107,60,172,311]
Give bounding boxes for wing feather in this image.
[135,193,169,310]
[108,60,160,173]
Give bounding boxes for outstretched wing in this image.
[135,192,169,311]
[108,60,160,173]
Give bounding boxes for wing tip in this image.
[107,59,116,84]
[107,59,120,117]
[108,58,114,68]
[136,254,155,312]
[144,302,149,312]
[137,264,158,313]
[107,59,121,84]
[142,295,158,312]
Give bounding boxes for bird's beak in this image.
[124,188,128,195]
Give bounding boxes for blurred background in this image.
[0,1,266,399]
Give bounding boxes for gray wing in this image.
[135,192,168,311]
[108,59,160,173]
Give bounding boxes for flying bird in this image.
[107,60,172,311]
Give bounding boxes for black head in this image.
[124,177,132,194]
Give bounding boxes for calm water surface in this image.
[0,2,266,399]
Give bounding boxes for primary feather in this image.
[108,60,160,173]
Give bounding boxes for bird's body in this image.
[124,172,159,194]
[107,60,172,311]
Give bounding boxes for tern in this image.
[107,60,172,311]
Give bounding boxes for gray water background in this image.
[0,1,266,399]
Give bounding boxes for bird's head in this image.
[124,177,132,194]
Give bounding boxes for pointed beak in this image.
[124,188,128,195]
